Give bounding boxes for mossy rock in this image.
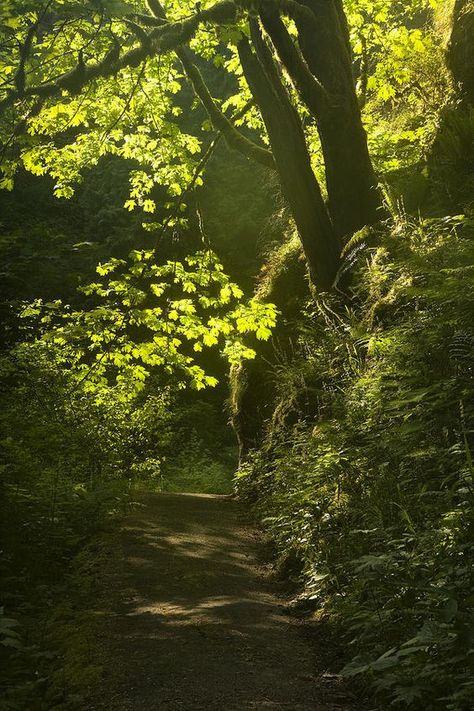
[427,106,474,213]
[230,235,309,459]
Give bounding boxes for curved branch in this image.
[177,48,275,170]
[145,0,275,170]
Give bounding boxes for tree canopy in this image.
[0,0,446,288]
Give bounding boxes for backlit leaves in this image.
[26,248,277,398]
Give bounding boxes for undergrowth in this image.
[0,347,134,709]
[0,338,235,707]
[235,213,474,710]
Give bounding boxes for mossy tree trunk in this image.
[238,21,341,290]
[176,2,386,289]
[448,0,474,105]
[261,0,385,239]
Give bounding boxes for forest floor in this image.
[84,492,358,711]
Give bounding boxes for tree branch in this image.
[259,6,328,117]
[144,0,275,170]
[248,17,290,109]
[177,47,275,171]
[0,1,238,115]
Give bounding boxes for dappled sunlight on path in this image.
[91,493,352,711]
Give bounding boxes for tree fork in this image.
[259,5,327,117]
[288,0,386,238]
[238,25,340,290]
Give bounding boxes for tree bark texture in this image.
[448,0,474,105]
[239,24,341,290]
[271,0,385,238]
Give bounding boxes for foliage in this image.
[23,246,276,397]
[348,0,452,180]
[0,0,448,224]
[0,0,471,707]
[0,0,231,227]
[0,341,135,708]
[236,214,474,710]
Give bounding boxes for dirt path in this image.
[90,493,354,711]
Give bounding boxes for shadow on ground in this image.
[90,493,355,711]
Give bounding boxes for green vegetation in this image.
[0,0,473,708]
[235,213,474,709]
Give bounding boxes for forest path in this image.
[90,492,353,711]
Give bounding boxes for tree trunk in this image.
[239,23,340,290]
[447,0,474,105]
[286,0,385,238]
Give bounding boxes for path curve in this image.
[91,493,353,711]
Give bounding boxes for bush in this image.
[235,214,474,709]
